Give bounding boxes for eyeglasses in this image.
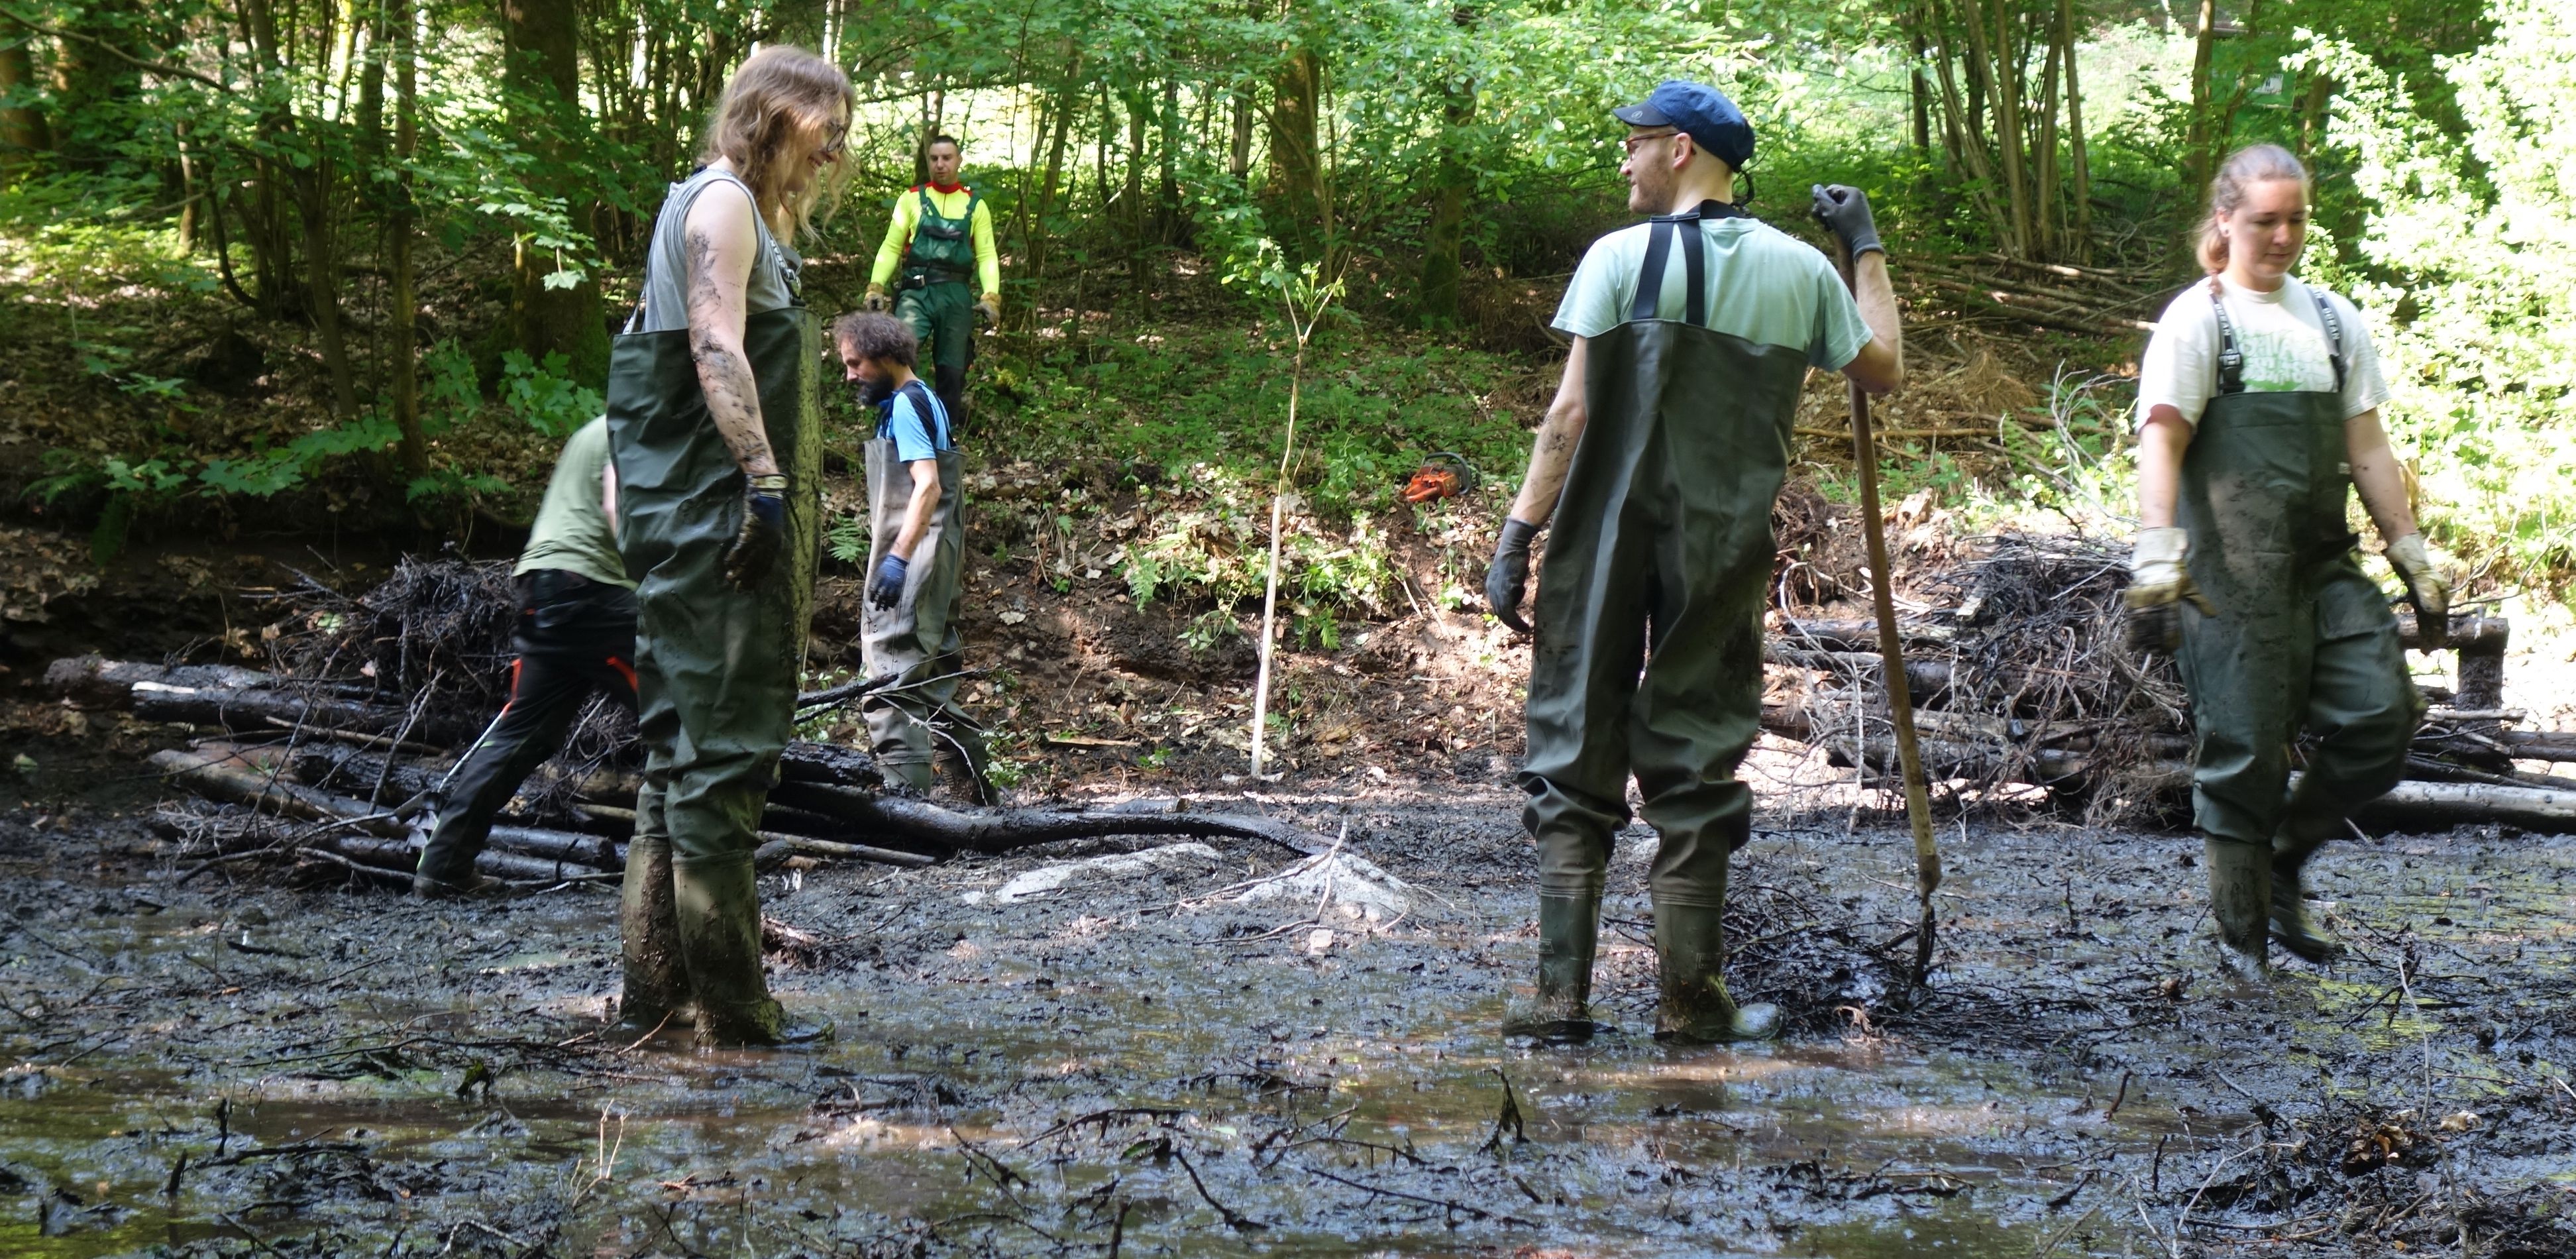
[1622,129,1680,156]
[819,123,849,160]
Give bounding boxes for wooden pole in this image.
[1830,239,1943,985]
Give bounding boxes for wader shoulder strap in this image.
[888,380,951,451]
[625,169,796,333]
[1627,201,1743,326]
[2208,288,2246,396]
[2308,288,2347,394]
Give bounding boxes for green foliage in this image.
[498,351,604,438]
[2301,1,2576,594]
[826,512,869,565]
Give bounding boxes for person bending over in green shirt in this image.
[414,416,639,897]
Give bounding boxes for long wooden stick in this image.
[1832,242,1944,985]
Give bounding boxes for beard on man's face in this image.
[851,372,896,406]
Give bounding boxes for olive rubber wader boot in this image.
[1499,893,1601,1042]
[1653,898,1782,1044]
[861,384,981,798]
[894,188,979,429]
[606,168,830,1050]
[612,833,694,1040]
[2206,837,2274,984]
[1511,203,1802,1042]
[2269,806,2345,963]
[2173,286,2412,979]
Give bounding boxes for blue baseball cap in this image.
[1612,80,1754,172]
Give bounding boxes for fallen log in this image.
[46,655,286,707]
[2351,779,2576,834]
[753,835,940,869]
[150,747,407,838]
[771,781,1330,857]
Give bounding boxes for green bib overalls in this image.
[861,381,980,793]
[604,173,823,1044]
[2174,286,2414,851]
[1519,206,1809,906]
[896,188,979,414]
[1509,204,1807,1042]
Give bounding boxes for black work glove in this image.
[1810,184,1884,260]
[722,473,790,590]
[1485,517,1539,634]
[867,553,910,610]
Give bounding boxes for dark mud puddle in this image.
[0,789,2571,1256]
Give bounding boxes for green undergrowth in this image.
[820,317,1541,632]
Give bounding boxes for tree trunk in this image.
[389,0,424,479]
[2059,0,2092,261]
[2034,20,2061,258]
[1415,64,1474,327]
[2184,0,2220,197]
[504,0,607,386]
[1157,78,1181,242]
[0,40,51,176]
[1124,87,1146,292]
[174,123,199,251]
[292,162,362,427]
[1909,26,1931,157]
[1267,44,1327,250]
[46,0,144,168]
[1229,86,1254,180]
[1027,64,1081,288]
[1966,0,2031,256]
[2295,72,2334,161]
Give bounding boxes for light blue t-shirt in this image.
[1551,215,1872,370]
[876,380,953,464]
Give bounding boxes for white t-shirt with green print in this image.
[2135,275,2389,428]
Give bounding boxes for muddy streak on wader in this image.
[2173,284,2413,969]
[605,167,822,1042]
[1513,202,1803,1040]
[861,380,977,793]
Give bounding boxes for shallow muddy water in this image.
[0,782,2569,1256]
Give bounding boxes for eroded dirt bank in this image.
[0,751,2570,1257]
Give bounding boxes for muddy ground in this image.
[0,723,2571,1257]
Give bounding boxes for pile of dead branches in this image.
[69,559,1331,891]
[1764,531,2576,830]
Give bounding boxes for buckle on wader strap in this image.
[2208,288,2247,396]
[2208,285,2348,396]
[1629,200,1748,325]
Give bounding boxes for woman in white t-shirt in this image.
[2123,143,2451,983]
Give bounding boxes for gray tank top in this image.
[631,166,802,333]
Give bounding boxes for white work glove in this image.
[2385,533,2452,637]
[2122,527,2216,653]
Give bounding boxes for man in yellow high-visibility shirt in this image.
[865,133,999,429]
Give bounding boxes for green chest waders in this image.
[2174,288,2413,972]
[895,188,980,425]
[1505,203,1804,1043]
[861,382,973,793]
[604,211,823,1046]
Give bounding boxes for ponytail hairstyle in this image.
[2196,143,2310,280]
[701,46,855,240]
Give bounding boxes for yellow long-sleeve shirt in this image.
[869,184,1000,298]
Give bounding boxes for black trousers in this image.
[415,571,638,883]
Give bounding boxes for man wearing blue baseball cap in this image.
[1487,79,1904,1045]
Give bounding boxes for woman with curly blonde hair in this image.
[604,46,851,1050]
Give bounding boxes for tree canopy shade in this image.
[0,0,2567,596]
